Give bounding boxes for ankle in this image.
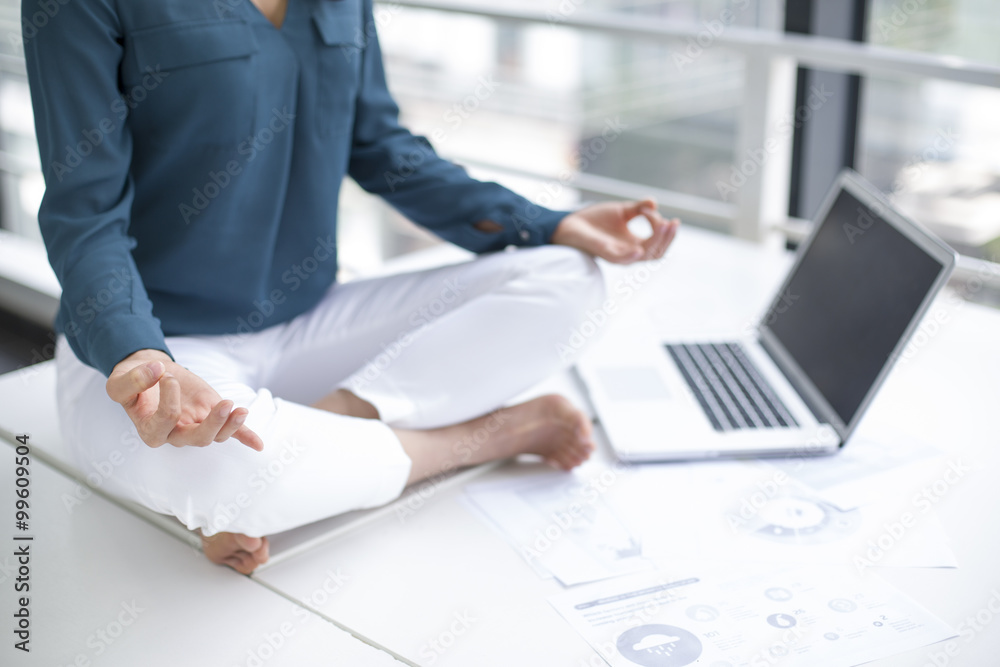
[313,389,380,419]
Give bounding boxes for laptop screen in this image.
[763,186,947,427]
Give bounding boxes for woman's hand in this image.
[106,349,264,451]
[551,198,679,264]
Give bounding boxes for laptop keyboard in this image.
[665,342,799,432]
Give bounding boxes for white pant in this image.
[56,246,605,536]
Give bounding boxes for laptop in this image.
[578,170,957,462]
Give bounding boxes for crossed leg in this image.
[192,246,605,573]
[203,390,596,573]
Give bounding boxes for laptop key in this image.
[665,342,798,432]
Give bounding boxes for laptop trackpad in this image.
[597,367,671,401]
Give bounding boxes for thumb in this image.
[622,198,657,221]
[106,360,165,404]
[602,239,644,263]
[572,224,642,263]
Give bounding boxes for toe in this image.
[234,533,263,552]
[254,537,271,566]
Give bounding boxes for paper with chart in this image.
[549,564,956,667]
[464,457,956,582]
[611,460,957,569]
[765,425,945,510]
[463,467,652,586]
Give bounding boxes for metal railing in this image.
[383,0,1000,289]
[1,1,998,323]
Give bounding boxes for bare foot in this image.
[394,394,596,485]
[201,531,270,574]
[499,394,596,471]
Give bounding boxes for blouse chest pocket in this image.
[313,0,365,138]
[121,20,260,151]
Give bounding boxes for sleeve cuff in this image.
[67,314,173,377]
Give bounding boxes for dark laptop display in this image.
[764,185,950,429]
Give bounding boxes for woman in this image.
[24,0,678,573]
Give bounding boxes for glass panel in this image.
[0,77,43,242]
[379,6,745,228]
[455,0,782,30]
[0,1,43,241]
[858,76,1000,261]
[868,0,1000,67]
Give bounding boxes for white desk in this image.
[251,227,1000,666]
[0,438,405,666]
[0,226,998,666]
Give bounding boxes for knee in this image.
[148,391,410,537]
[524,245,607,315]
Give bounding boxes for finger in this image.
[234,533,263,553]
[106,360,165,405]
[169,399,235,448]
[654,218,680,259]
[253,537,270,566]
[643,216,678,260]
[223,556,254,574]
[622,198,658,223]
[213,407,249,443]
[234,423,265,452]
[144,373,181,447]
[237,552,259,574]
[577,226,643,264]
[640,210,670,258]
[603,241,645,264]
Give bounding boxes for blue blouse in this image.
[23,0,567,376]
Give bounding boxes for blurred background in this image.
[0,0,998,371]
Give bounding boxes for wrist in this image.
[113,348,173,373]
[550,212,582,247]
